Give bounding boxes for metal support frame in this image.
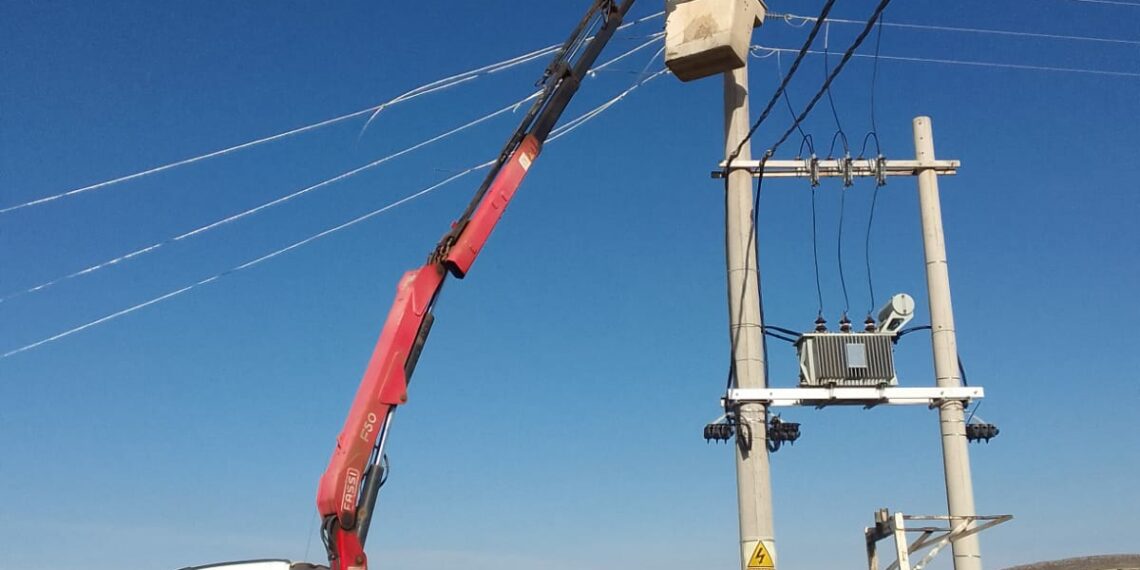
[725,386,983,408]
[865,509,1012,570]
[705,117,994,570]
[702,115,996,570]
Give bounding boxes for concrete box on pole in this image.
[665,0,767,81]
[913,116,983,570]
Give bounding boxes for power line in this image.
[821,23,851,157]
[1065,0,1140,6]
[859,11,885,158]
[774,51,815,156]
[765,0,894,328]
[0,95,539,304]
[727,0,838,164]
[753,163,774,385]
[864,181,881,315]
[862,14,886,315]
[810,186,824,317]
[767,0,895,157]
[837,186,850,317]
[584,32,665,78]
[1,63,667,359]
[752,45,1140,79]
[1,166,489,360]
[0,11,665,215]
[0,36,665,305]
[550,62,670,141]
[724,0,836,392]
[773,12,1140,47]
[0,52,544,215]
[354,16,661,137]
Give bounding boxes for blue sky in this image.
[2,1,1138,569]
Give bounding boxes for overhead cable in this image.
[864,181,880,314]
[586,32,665,78]
[727,0,838,165]
[1,35,666,304]
[774,51,815,156]
[720,0,839,396]
[767,0,899,157]
[862,14,885,314]
[1,62,665,359]
[0,51,546,215]
[764,0,894,327]
[859,11,885,158]
[810,185,824,317]
[552,44,669,141]
[358,12,663,135]
[773,12,1140,47]
[1065,0,1140,6]
[752,45,1140,79]
[836,183,850,316]
[725,0,838,392]
[0,95,539,304]
[821,23,851,157]
[724,155,770,393]
[0,11,664,215]
[0,166,490,360]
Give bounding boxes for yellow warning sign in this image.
[747,542,775,569]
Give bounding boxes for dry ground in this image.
[1004,555,1140,570]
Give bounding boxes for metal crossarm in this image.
[712,157,960,179]
[725,386,984,408]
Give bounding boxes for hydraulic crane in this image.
[311,2,635,569]
[180,5,641,570]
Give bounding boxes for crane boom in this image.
[314,3,636,569]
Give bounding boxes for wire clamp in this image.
[874,154,888,187]
[841,152,854,187]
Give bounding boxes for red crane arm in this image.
[315,137,542,570]
[444,136,540,277]
[313,2,634,569]
[314,263,443,524]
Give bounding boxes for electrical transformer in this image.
[796,332,898,387]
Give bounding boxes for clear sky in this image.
[2,1,1138,569]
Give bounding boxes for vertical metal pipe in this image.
[724,64,776,570]
[912,116,982,570]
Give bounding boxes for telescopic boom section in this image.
[314,2,634,569]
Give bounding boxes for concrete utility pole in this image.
[913,116,982,570]
[724,64,777,570]
[660,0,774,565]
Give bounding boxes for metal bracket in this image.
[724,386,984,409]
[841,153,854,187]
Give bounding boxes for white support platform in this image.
[725,386,984,408]
[865,510,1012,570]
[711,158,960,179]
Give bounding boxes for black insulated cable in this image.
[768,0,896,157]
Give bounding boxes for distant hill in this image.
[1004,555,1140,570]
